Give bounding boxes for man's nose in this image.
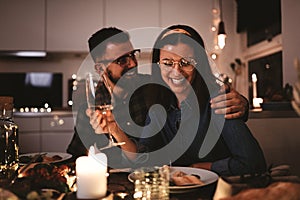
[173,62,183,73]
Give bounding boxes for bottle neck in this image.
[0,103,14,119]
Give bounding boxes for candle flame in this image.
[252,73,257,82]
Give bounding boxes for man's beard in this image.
[107,67,138,99]
[107,71,119,84]
[107,67,137,84]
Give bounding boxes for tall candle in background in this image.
[76,147,107,199]
[252,73,257,98]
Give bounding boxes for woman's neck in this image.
[176,91,190,108]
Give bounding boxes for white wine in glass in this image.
[86,72,125,150]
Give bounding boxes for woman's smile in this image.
[170,76,185,85]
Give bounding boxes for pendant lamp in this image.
[217,0,226,49]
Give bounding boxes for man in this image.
[67,27,249,168]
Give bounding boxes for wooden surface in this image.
[64,171,217,200]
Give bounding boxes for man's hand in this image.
[210,88,248,119]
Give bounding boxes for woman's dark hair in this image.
[88,27,130,62]
[150,24,220,109]
[152,24,205,64]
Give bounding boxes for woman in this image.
[136,24,266,176]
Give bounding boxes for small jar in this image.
[133,166,169,200]
[0,96,19,180]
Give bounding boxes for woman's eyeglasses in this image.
[95,49,140,69]
[157,57,196,72]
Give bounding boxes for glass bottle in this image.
[0,96,19,180]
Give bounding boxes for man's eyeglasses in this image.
[95,49,140,69]
[157,57,197,72]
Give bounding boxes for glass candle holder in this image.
[133,166,169,200]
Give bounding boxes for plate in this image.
[128,166,219,193]
[0,188,18,200]
[19,152,72,165]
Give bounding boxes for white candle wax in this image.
[252,73,257,98]
[253,97,263,108]
[76,152,107,199]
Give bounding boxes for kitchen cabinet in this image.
[160,0,209,27]
[40,116,75,152]
[17,118,41,153]
[0,0,46,51]
[0,0,103,52]
[46,0,104,52]
[105,0,160,30]
[14,112,75,153]
[0,0,211,53]
[160,0,214,48]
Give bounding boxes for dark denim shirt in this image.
[138,94,266,176]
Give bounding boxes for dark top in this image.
[137,93,266,176]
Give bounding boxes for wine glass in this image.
[86,72,125,150]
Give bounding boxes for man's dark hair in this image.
[88,27,130,62]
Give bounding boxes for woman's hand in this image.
[210,88,249,119]
[86,108,138,159]
[86,108,112,134]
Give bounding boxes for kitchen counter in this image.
[13,109,75,153]
[247,114,300,177]
[249,109,299,119]
[13,108,74,118]
[13,109,299,119]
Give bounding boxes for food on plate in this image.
[220,182,300,200]
[19,153,63,164]
[10,163,71,199]
[42,155,63,162]
[171,169,204,186]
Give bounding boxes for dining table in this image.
[63,171,217,200]
[1,155,300,200]
[1,156,217,200]
[68,158,218,200]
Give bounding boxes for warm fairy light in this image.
[211,53,218,60]
[217,33,226,49]
[211,25,217,32]
[72,74,77,79]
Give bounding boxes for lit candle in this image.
[76,146,107,199]
[252,73,257,98]
[253,97,263,108]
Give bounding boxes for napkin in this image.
[215,181,300,200]
[213,165,300,200]
[0,188,19,200]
